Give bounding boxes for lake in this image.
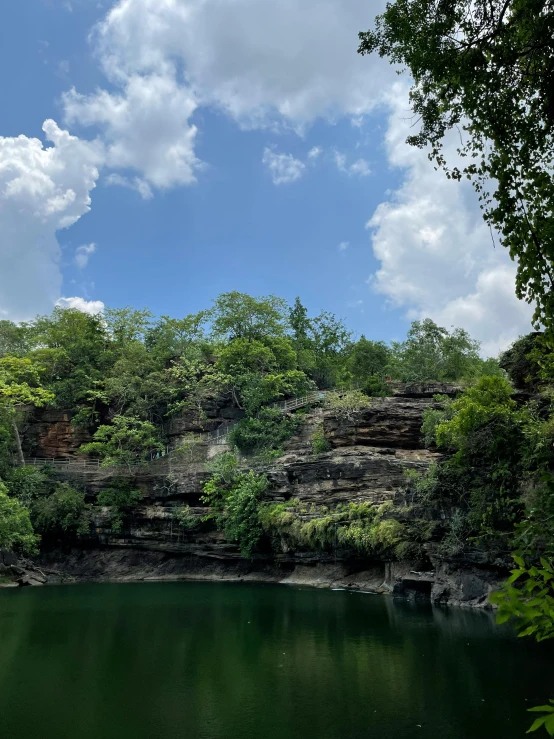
[0,582,551,739]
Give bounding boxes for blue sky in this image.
[0,0,534,354]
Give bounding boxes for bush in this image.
[311,426,331,454]
[31,483,90,538]
[6,466,49,507]
[498,332,544,390]
[224,472,267,557]
[259,499,409,558]
[229,407,303,456]
[173,505,197,531]
[421,395,453,448]
[325,390,372,421]
[202,454,268,557]
[97,485,142,533]
[363,374,393,397]
[0,481,38,554]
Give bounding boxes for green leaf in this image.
[495,612,511,624]
[518,626,538,637]
[507,569,525,584]
[527,716,548,733]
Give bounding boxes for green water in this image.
[0,582,551,739]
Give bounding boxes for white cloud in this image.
[105,172,153,199]
[74,242,96,269]
[338,241,349,251]
[55,296,105,314]
[307,146,322,160]
[334,150,371,177]
[367,84,534,356]
[58,0,391,191]
[262,148,305,185]
[90,0,391,126]
[0,120,102,320]
[64,73,200,190]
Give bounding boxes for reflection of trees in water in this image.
[0,584,552,739]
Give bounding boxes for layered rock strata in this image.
[29,385,507,606]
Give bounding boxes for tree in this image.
[434,375,516,449]
[388,319,490,382]
[307,311,352,388]
[29,307,112,412]
[80,415,164,469]
[325,390,372,422]
[210,292,289,341]
[104,306,153,348]
[0,481,38,554]
[145,312,208,362]
[215,336,312,413]
[499,332,545,390]
[347,336,390,385]
[167,357,229,421]
[97,485,142,533]
[202,454,267,557]
[102,342,173,422]
[31,483,90,539]
[0,357,54,466]
[0,320,31,358]
[289,297,311,341]
[359,0,554,327]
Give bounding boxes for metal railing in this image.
[206,389,331,445]
[24,457,102,469]
[24,386,359,467]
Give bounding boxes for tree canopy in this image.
[360,0,554,327]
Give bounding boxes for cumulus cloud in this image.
[58,0,391,191]
[55,296,105,314]
[338,241,349,251]
[367,84,534,356]
[0,120,102,320]
[64,73,200,189]
[262,148,305,185]
[74,242,96,269]
[1,0,388,319]
[90,0,391,126]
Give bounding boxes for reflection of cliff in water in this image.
[0,582,553,739]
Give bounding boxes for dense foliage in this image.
[412,334,554,573]
[0,292,511,570]
[202,453,267,557]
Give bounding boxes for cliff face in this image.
[32,385,508,607]
[22,410,94,459]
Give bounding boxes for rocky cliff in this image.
[30,385,508,607]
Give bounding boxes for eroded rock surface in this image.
[28,384,507,606]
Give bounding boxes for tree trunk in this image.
[12,418,24,467]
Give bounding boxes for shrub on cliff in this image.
[97,485,142,533]
[0,481,38,555]
[311,426,332,455]
[229,407,304,458]
[202,453,267,557]
[80,416,164,468]
[31,483,90,539]
[325,390,371,422]
[416,375,554,555]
